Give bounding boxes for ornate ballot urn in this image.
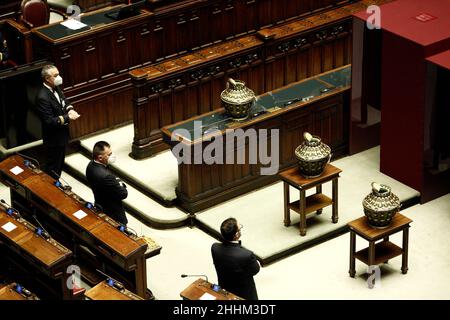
[362,182,401,229]
[295,132,331,178]
[220,78,256,120]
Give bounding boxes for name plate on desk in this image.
[73,210,88,220]
[1,221,17,232]
[9,166,23,175]
[61,19,88,31]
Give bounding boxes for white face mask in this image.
[54,75,63,87]
[107,154,117,164]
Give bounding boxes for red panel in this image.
[380,31,425,192]
[426,50,450,71]
[354,0,450,49]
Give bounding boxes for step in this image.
[78,124,178,205]
[64,153,188,229]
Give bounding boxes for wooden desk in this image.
[0,283,39,300]
[0,155,161,299]
[180,279,243,300]
[161,66,350,213]
[0,206,73,299]
[348,213,412,283]
[279,164,341,236]
[0,0,21,19]
[85,280,144,300]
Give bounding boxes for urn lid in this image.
[295,132,331,161]
[363,182,401,211]
[370,182,392,197]
[220,78,256,105]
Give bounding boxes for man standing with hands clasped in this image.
[86,141,128,226]
[36,65,80,180]
[211,217,260,300]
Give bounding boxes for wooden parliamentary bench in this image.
[0,204,73,299]
[85,280,144,300]
[0,155,161,299]
[180,278,243,301]
[0,282,39,300]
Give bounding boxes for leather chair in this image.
[19,0,65,29]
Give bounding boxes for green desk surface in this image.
[35,6,143,40]
[166,65,351,139]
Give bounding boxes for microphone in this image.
[32,214,50,240]
[14,284,32,297]
[16,152,40,170]
[181,274,209,283]
[96,269,125,292]
[51,170,72,191]
[117,224,138,237]
[275,97,301,107]
[0,199,21,219]
[84,201,103,214]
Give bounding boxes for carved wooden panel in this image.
[69,85,133,138]
[167,90,349,212]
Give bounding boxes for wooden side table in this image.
[279,164,342,236]
[348,213,412,279]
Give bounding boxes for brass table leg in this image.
[283,182,290,227]
[299,189,306,236]
[349,231,356,277]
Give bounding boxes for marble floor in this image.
[1,170,449,299]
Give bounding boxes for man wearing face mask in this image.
[86,141,128,225]
[36,65,80,179]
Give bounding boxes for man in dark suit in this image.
[86,141,128,225]
[35,65,80,179]
[211,217,260,300]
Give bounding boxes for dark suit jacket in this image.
[211,241,260,300]
[86,161,128,225]
[35,85,73,147]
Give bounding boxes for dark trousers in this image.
[45,145,66,180]
[112,212,128,226]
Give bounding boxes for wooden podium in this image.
[180,279,243,300]
[0,283,39,300]
[85,280,144,300]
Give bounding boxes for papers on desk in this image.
[199,292,216,300]
[61,19,88,31]
[9,166,23,175]
[2,222,17,233]
[73,210,87,220]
